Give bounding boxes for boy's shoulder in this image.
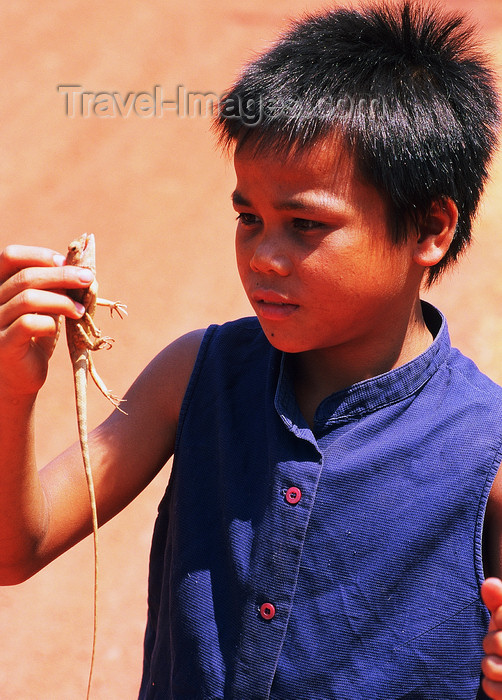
[189,315,274,386]
[201,316,269,356]
[420,302,502,405]
[447,344,502,400]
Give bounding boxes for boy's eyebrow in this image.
[231,190,250,207]
[231,190,347,214]
[231,189,348,214]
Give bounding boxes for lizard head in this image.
[66,232,96,271]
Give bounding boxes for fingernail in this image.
[74,302,86,316]
[53,254,66,266]
[78,268,94,283]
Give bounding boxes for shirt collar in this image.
[274,301,450,437]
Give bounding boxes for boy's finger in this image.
[482,676,502,700]
[0,290,85,330]
[0,265,93,308]
[482,578,502,618]
[483,653,502,682]
[0,245,65,281]
[485,630,502,657]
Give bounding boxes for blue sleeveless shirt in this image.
[139,304,502,699]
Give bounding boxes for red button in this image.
[285,486,302,505]
[259,603,276,620]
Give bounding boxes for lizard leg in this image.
[82,312,104,340]
[96,298,128,319]
[87,353,126,413]
[74,320,114,351]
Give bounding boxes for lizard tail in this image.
[74,360,98,700]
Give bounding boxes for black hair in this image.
[213,1,500,283]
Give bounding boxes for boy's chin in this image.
[256,321,309,354]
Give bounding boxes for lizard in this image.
[64,232,127,699]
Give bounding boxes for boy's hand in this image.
[0,244,94,399]
[482,578,502,698]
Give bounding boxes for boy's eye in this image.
[236,213,327,232]
[236,213,260,226]
[293,218,324,231]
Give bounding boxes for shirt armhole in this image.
[173,324,219,455]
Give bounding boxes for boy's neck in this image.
[289,299,433,428]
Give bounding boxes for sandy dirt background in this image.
[1,1,502,698]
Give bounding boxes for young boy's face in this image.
[232,137,425,358]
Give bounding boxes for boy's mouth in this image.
[251,290,299,319]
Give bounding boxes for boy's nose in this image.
[249,231,291,276]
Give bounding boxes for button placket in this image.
[231,443,323,698]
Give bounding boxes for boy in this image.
[1,1,501,698]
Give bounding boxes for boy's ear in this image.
[413,198,458,268]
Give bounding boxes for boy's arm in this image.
[0,244,202,583]
[34,329,203,573]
